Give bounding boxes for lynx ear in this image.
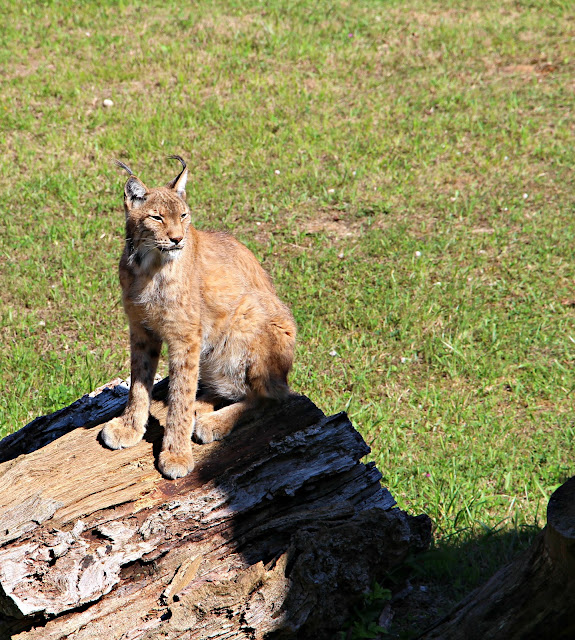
[124,176,148,209]
[115,160,149,210]
[166,155,188,200]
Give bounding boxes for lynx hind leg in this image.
[194,392,218,418]
[194,357,292,446]
[194,314,295,445]
[193,368,281,445]
[247,328,295,402]
[194,399,253,444]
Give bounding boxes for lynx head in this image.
[116,156,191,267]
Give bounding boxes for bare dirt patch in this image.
[302,209,362,240]
[499,62,558,76]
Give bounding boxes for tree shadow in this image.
[375,524,542,638]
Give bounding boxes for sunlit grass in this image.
[1,0,574,633]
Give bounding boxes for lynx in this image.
[100,156,296,479]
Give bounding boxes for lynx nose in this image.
[170,236,183,246]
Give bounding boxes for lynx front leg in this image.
[158,335,201,479]
[101,325,161,450]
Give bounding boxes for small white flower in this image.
[38,320,46,327]
[504,207,509,211]
[103,98,113,108]
[328,188,335,193]
[256,221,261,226]
[434,282,442,286]
[274,169,280,175]
[415,250,422,257]
[352,170,356,176]
[329,349,338,357]
[337,252,344,259]
[523,193,528,199]
[504,156,509,161]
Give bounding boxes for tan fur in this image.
[100,157,296,479]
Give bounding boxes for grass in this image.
[1,0,574,634]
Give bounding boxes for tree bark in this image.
[419,476,575,640]
[0,379,431,640]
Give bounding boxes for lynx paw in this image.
[158,449,195,480]
[193,415,228,444]
[100,417,145,450]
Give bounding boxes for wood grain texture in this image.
[0,379,431,639]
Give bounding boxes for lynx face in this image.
[128,192,191,266]
[121,160,191,268]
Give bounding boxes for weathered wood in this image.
[0,379,431,639]
[0,377,133,464]
[419,476,575,640]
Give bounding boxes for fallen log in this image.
[0,379,431,639]
[418,476,575,640]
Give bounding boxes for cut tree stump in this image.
[0,379,431,640]
[418,476,575,640]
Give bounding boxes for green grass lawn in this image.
[1,0,573,635]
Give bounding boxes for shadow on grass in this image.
[362,524,542,639]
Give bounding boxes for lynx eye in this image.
[180,212,188,220]
[149,214,163,222]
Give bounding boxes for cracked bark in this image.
[0,379,431,639]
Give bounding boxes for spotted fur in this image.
[100,157,296,479]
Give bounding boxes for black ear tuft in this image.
[115,160,134,176]
[166,155,188,199]
[167,155,187,171]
